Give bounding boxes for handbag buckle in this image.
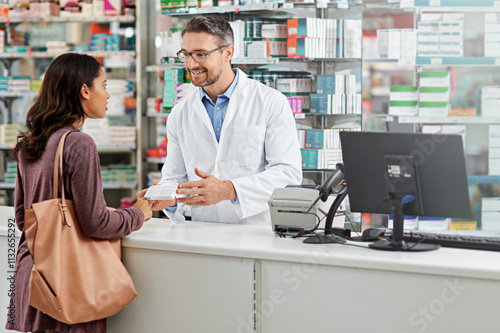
[58,203,72,227]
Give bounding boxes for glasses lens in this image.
[192,53,206,63]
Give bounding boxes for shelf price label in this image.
[431,58,442,65]
[295,114,306,119]
[429,0,441,6]
[400,0,414,7]
[283,3,293,8]
[337,3,348,9]
[399,57,415,66]
[316,2,328,8]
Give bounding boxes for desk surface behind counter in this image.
[123,218,500,282]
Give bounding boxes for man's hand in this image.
[137,188,176,211]
[176,168,236,206]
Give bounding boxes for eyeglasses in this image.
[176,45,228,63]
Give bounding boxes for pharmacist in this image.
[138,14,302,225]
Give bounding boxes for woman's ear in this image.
[80,83,90,101]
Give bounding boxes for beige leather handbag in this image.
[24,131,137,324]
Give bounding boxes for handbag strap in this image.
[52,131,73,201]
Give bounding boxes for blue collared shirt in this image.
[200,69,239,143]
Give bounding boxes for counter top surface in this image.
[122,218,500,281]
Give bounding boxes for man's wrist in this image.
[225,181,237,201]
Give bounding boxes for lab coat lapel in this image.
[192,89,218,146]
[219,70,247,144]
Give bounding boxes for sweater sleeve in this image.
[63,132,144,239]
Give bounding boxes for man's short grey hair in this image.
[182,14,234,47]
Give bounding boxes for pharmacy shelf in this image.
[416,57,500,66]
[232,57,279,64]
[161,1,360,15]
[146,112,169,118]
[295,114,361,128]
[0,144,15,150]
[412,5,500,12]
[161,56,279,65]
[161,56,358,66]
[102,183,137,190]
[302,168,336,172]
[367,115,500,124]
[0,183,15,189]
[0,50,135,59]
[0,15,135,24]
[146,157,166,164]
[468,175,500,184]
[146,64,183,72]
[363,58,399,63]
[280,57,361,63]
[295,113,361,119]
[96,145,137,152]
[0,91,37,98]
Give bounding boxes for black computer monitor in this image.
[339,131,472,252]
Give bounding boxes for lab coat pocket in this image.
[232,126,266,166]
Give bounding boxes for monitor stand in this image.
[369,199,440,252]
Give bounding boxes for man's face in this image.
[181,32,226,87]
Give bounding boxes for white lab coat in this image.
[160,69,302,225]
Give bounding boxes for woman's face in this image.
[81,68,110,120]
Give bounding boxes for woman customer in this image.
[6,53,152,333]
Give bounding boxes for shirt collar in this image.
[200,69,239,102]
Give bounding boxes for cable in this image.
[344,213,362,238]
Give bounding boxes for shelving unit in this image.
[0,4,148,208]
[362,1,500,231]
[150,1,363,187]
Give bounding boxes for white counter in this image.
[109,218,500,333]
[0,210,498,333]
[122,219,500,281]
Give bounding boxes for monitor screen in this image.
[339,131,471,219]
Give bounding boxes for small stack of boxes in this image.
[108,126,136,148]
[389,86,419,116]
[160,0,199,11]
[377,29,416,59]
[147,97,165,115]
[309,74,361,115]
[418,71,451,116]
[3,161,16,184]
[82,118,109,147]
[275,78,312,114]
[260,22,288,58]
[46,41,71,54]
[0,76,31,93]
[481,86,500,117]
[0,124,21,146]
[485,13,500,57]
[299,128,358,169]
[163,68,185,111]
[159,29,182,59]
[287,18,361,59]
[417,13,464,57]
[229,18,288,59]
[481,197,500,231]
[108,164,136,185]
[489,124,500,175]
